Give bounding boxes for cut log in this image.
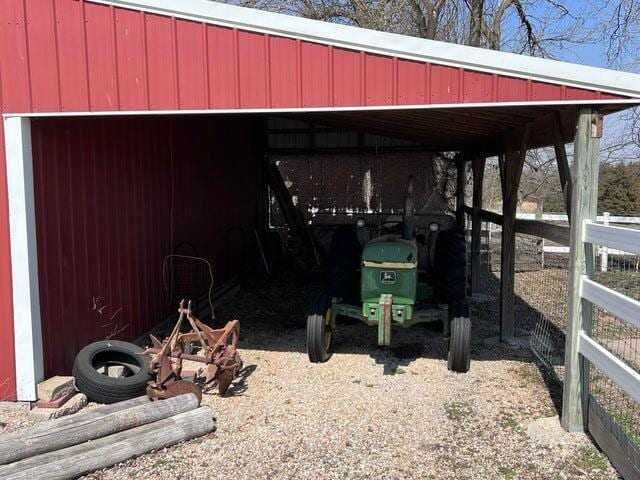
[0,393,199,465]
[0,406,215,480]
[21,395,150,437]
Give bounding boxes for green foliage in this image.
[598,162,640,215]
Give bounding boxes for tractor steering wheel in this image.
[380,220,403,235]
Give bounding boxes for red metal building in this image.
[1,0,639,401]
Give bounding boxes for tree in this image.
[598,162,640,215]
[225,1,580,55]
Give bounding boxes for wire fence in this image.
[474,214,640,464]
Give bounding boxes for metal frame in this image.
[3,117,43,401]
[88,0,640,97]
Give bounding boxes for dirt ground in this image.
[0,274,621,479]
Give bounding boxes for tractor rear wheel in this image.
[447,304,471,373]
[307,293,334,363]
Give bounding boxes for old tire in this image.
[433,229,466,303]
[447,313,471,373]
[73,340,153,404]
[327,226,362,300]
[307,293,334,363]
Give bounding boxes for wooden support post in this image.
[500,124,531,343]
[471,156,486,294]
[552,111,573,218]
[455,155,467,232]
[562,108,602,432]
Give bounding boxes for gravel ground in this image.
[0,274,621,479]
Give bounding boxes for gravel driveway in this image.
[0,275,621,479]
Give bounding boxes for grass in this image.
[578,447,609,472]
[444,400,474,422]
[497,466,517,479]
[596,271,640,301]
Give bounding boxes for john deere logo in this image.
[380,271,396,284]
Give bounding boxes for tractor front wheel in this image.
[307,293,334,363]
[447,303,471,373]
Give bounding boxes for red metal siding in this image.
[31,115,261,378]
[0,0,627,400]
[1,0,615,115]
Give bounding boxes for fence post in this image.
[600,212,609,272]
[536,201,544,270]
[562,108,602,432]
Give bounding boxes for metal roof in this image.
[93,0,640,98]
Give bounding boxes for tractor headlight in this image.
[429,222,439,232]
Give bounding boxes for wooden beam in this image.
[497,152,506,200]
[552,110,573,217]
[455,154,468,232]
[562,108,602,432]
[500,124,531,342]
[471,156,486,293]
[463,206,570,246]
[266,162,321,266]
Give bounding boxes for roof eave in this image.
[91,0,640,99]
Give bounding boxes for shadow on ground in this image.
[209,271,564,414]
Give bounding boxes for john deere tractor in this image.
[306,177,471,373]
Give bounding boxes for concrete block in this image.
[37,376,76,402]
[35,389,76,409]
[29,393,87,421]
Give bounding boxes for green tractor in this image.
[306,177,471,372]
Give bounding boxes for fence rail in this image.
[570,220,640,476]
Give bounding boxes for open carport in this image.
[2,0,640,476]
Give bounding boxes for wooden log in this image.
[16,395,149,437]
[0,393,199,465]
[0,406,215,480]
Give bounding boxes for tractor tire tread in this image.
[307,293,332,363]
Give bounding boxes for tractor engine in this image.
[360,236,417,323]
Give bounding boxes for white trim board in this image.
[578,332,640,405]
[88,0,640,98]
[4,117,44,402]
[4,98,640,119]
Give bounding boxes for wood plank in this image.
[588,400,640,480]
[471,156,486,293]
[562,108,601,432]
[552,110,573,217]
[500,123,531,341]
[514,218,570,246]
[266,161,320,266]
[455,154,467,232]
[463,207,570,246]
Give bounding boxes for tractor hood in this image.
[362,235,418,268]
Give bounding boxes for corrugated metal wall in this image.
[0,0,625,399]
[31,115,262,378]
